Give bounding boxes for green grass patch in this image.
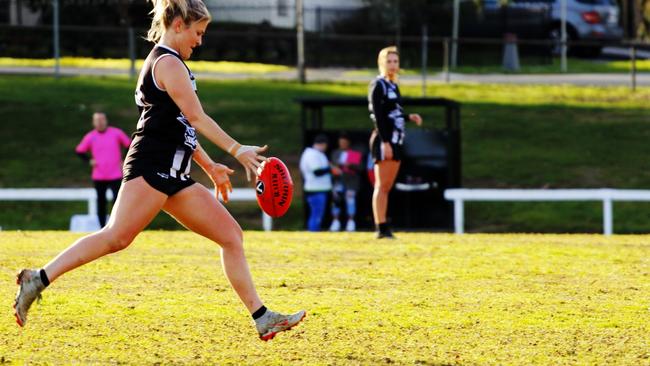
[0,57,290,74]
[1,56,641,75]
[1,75,650,232]
[343,57,641,76]
[1,232,648,364]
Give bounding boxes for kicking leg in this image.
[163,183,262,312]
[163,183,305,341]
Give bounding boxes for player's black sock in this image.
[252,305,267,320]
[377,222,389,234]
[39,269,50,287]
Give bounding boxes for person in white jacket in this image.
[300,134,332,231]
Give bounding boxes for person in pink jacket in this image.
[75,112,131,227]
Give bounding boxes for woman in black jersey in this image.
[368,46,422,239]
[14,0,305,341]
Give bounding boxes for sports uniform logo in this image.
[256,181,265,195]
[183,126,198,150]
[190,74,197,91]
[177,113,198,150]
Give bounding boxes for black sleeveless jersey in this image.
[123,44,198,181]
[368,76,406,146]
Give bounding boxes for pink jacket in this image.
[76,127,131,181]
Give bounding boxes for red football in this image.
[255,157,293,218]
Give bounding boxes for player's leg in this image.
[94,180,108,227]
[345,189,357,232]
[14,177,166,326]
[162,183,305,340]
[43,178,165,282]
[372,160,400,236]
[106,179,122,222]
[108,179,122,201]
[306,192,327,232]
[329,188,343,231]
[162,183,262,312]
[44,177,166,282]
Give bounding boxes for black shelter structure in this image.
[296,97,461,231]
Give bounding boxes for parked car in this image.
[482,0,623,56]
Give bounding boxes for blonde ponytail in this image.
[377,46,399,82]
[147,0,211,43]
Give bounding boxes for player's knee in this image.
[378,181,392,194]
[218,225,243,251]
[373,181,382,192]
[104,230,136,253]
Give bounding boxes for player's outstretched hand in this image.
[234,145,269,182]
[206,162,234,203]
[409,113,423,126]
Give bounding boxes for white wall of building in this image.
[10,2,40,26]
[208,0,364,31]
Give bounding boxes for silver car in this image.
[486,0,623,55]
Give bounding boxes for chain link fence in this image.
[0,0,644,82]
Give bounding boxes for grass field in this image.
[2,74,650,233]
[0,57,641,74]
[1,231,648,364]
[0,57,291,74]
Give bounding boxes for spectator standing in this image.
[329,133,362,232]
[300,134,332,232]
[75,112,131,227]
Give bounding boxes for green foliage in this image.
[1,232,648,364]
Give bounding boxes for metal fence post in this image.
[395,0,401,50]
[443,38,450,83]
[421,25,428,97]
[128,27,136,79]
[451,0,459,68]
[631,44,637,92]
[52,0,60,78]
[296,0,306,84]
[560,0,568,73]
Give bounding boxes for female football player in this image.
[14,0,305,341]
[368,46,423,239]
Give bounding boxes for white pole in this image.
[296,0,306,83]
[88,198,97,216]
[52,0,60,77]
[451,0,459,69]
[560,0,567,72]
[603,198,613,236]
[262,213,273,231]
[454,199,464,234]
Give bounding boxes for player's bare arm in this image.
[192,143,233,203]
[156,56,267,180]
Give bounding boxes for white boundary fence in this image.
[444,189,650,235]
[0,188,272,231]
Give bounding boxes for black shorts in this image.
[370,130,403,162]
[123,168,195,196]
